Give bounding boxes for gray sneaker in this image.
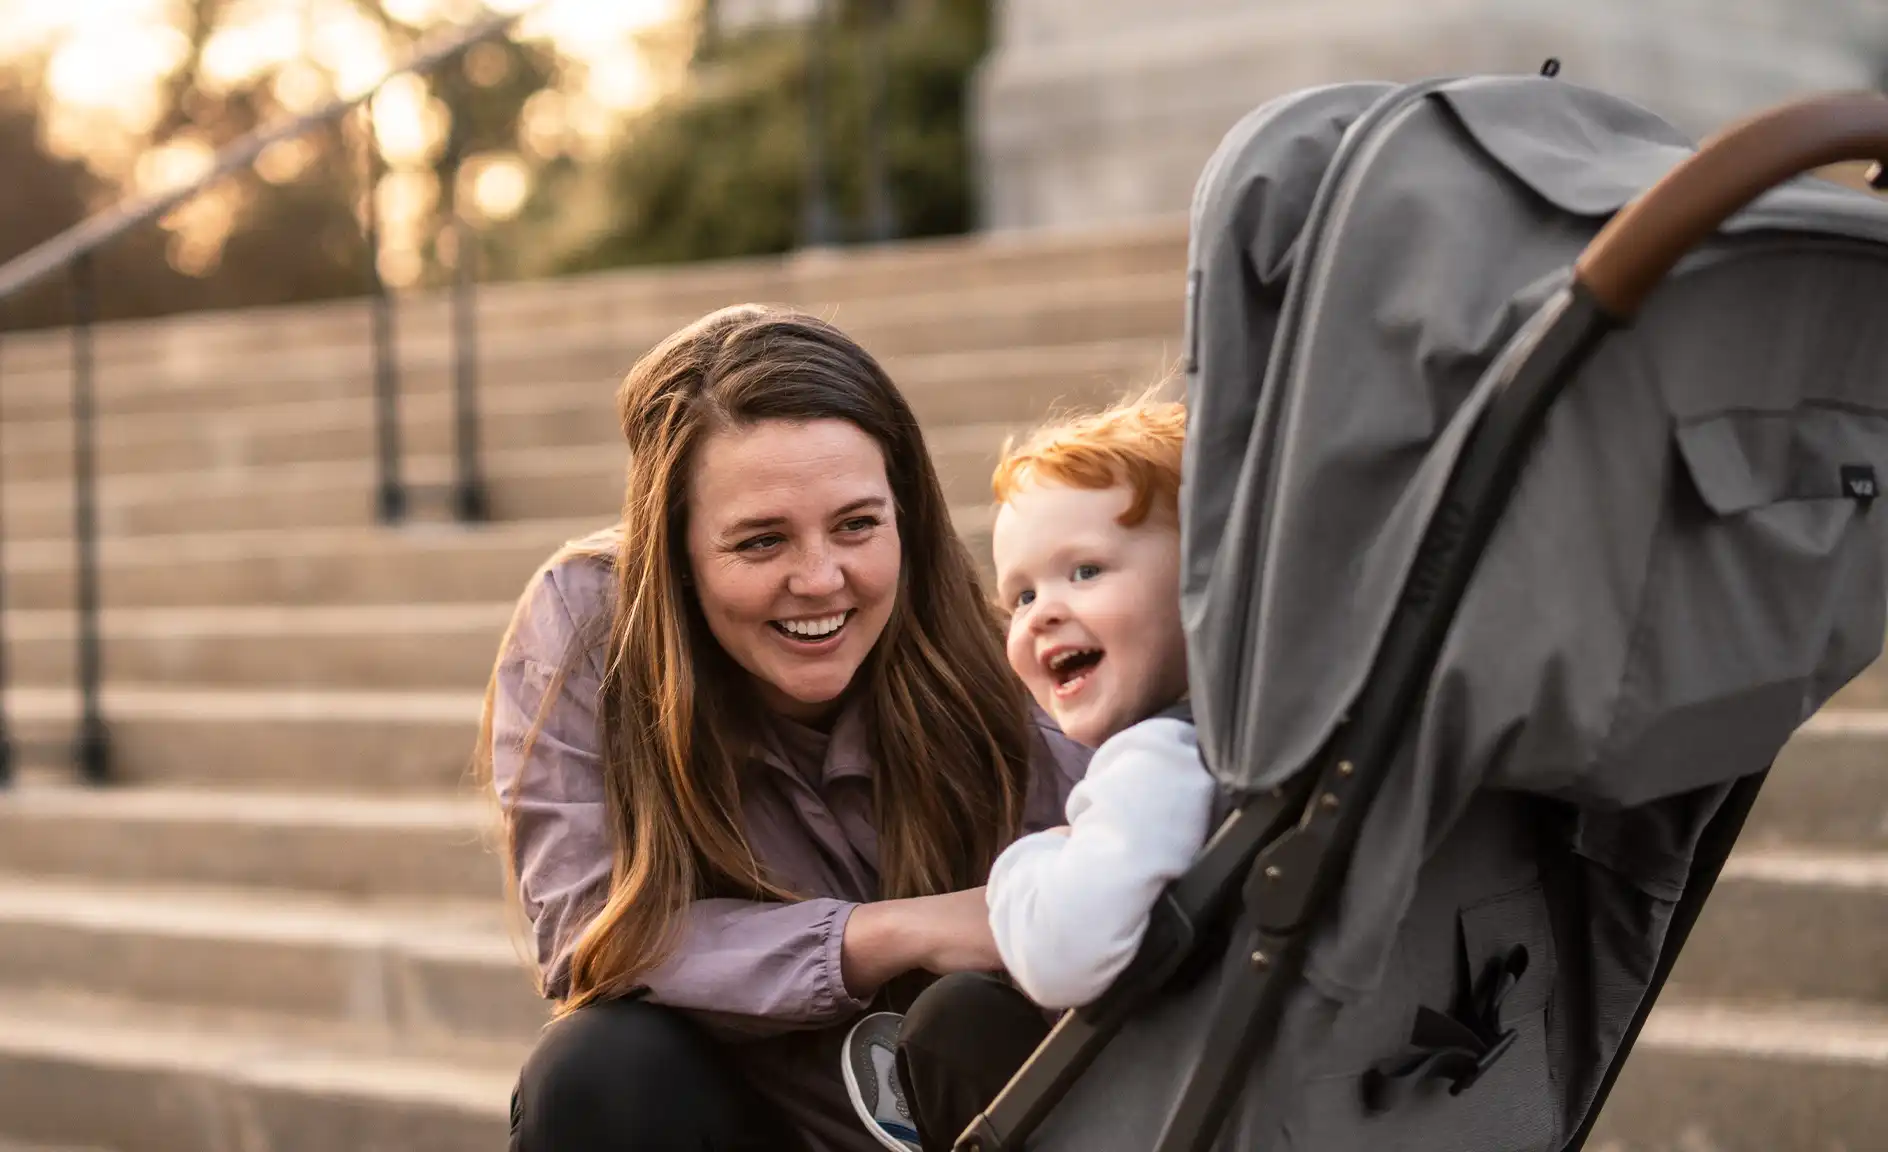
[842,1011,922,1151]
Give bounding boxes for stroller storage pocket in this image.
[1282,881,1561,1152]
[1592,404,1888,806]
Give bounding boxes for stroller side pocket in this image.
[1281,870,1562,1152]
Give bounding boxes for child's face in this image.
[992,481,1188,748]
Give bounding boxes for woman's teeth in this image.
[775,612,849,640]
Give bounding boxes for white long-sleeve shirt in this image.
[986,717,1217,1009]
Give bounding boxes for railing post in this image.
[0,323,12,789]
[442,80,488,524]
[449,210,488,522]
[360,99,406,525]
[69,255,110,785]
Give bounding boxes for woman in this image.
[481,305,1091,1152]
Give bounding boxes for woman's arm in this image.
[494,560,888,1037]
[841,887,1004,995]
[985,719,1215,1009]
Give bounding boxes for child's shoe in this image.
[842,1011,922,1151]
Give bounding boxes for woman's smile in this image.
[770,609,856,650]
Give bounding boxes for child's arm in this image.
[985,718,1216,1009]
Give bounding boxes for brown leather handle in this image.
[1574,90,1888,318]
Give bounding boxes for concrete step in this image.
[0,508,998,611]
[0,987,1875,1152]
[0,798,1873,1025]
[1670,846,1888,1007]
[0,337,1164,489]
[0,669,1875,812]
[0,516,621,611]
[0,220,1186,400]
[1590,997,1888,1152]
[0,705,1875,902]
[0,269,1183,426]
[0,876,542,1042]
[1828,653,1888,709]
[1759,710,1888,849]
[0,988,519,1152]
[0,784,496,900]
[5,686,480,791]
[4,603,512,690]
[0,416,1034,542]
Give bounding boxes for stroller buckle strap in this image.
[1361,943,1532,1114]
[1450,1027,1519,1096]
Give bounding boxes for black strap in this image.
[1361,943,1530,1113]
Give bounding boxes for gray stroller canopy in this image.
[1186,74,1888,1005]
[961,76,1888,1152]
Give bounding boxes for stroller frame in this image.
[956,85,1888,1152]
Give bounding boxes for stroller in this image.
[958,75,1888,1151]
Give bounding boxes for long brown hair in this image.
[484,305,1033,1012]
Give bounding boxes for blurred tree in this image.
[123,0,373,310]
[0,1,571,329]
[0,68,208,329]
[344,1,564,284]
[554,0,991,272]
[0,72,108,329]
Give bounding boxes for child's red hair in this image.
[991,395,1187,527]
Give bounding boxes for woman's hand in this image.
[910,887,1005,975]
[841,888,1004,998]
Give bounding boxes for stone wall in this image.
[973,0,1888,231]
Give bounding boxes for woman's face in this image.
[685,418,902,724]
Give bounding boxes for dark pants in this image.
[510,998,783,1152]
[897,973,1054,1152]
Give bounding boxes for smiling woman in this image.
[686,419,902,722]
[478,305,1092,1152]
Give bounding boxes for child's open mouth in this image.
[1046,647,1104,697]
[771,610,853,646]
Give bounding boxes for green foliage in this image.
[559,2,990,273]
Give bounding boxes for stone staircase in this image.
[0,221,1877,1151]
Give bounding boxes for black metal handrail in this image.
[0,6,530,787]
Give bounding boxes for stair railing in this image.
[0,6,529,786]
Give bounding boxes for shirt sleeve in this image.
[489,558,868,1037]
[984,719,1216,1009]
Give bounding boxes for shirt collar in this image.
[750,695,874,788]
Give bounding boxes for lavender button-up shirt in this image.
[490,530,1092,1151]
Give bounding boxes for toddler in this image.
[843,397,1217,1152]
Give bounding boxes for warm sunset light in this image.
[1,0,684,285]
[5,0,679,162]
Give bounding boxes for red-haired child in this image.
[843,398,1214,1152]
